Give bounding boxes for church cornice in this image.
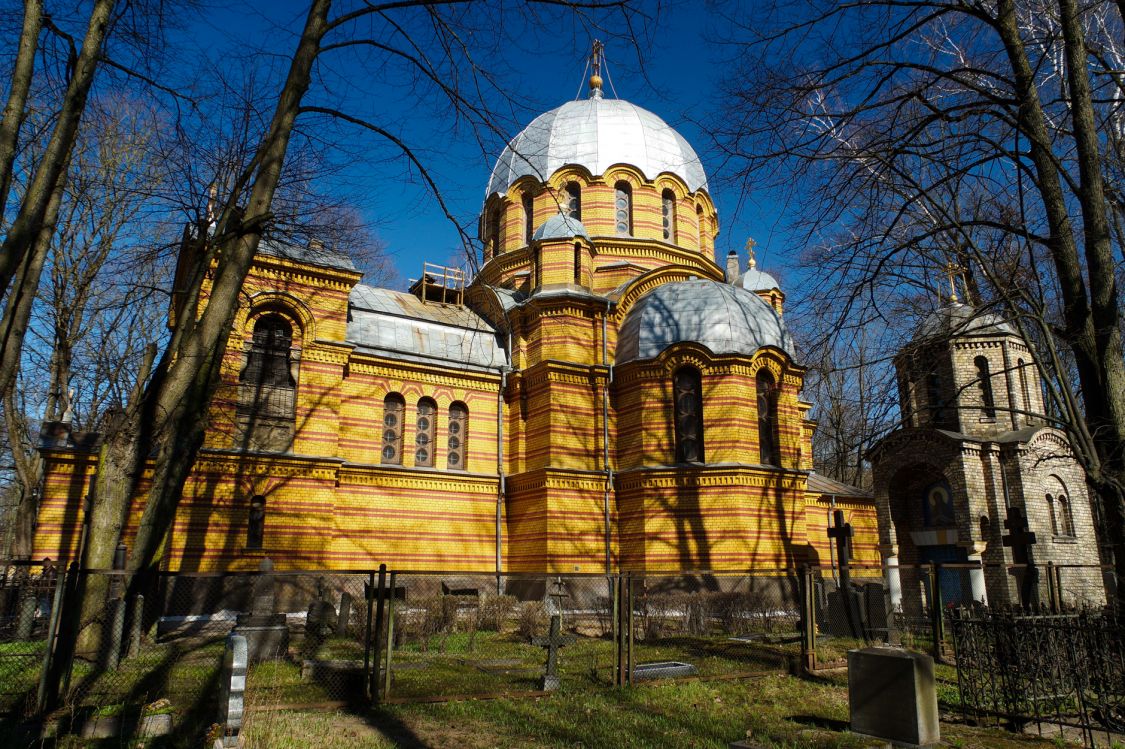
[337,464,498,491]
[249,255,362,290]
[345,354,502,388]
[614,464,807,491]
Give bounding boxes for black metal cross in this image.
[531,614,574,691]
[827,509,863,638]
[1002,506,1040,608]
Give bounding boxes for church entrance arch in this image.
[887,461,963,614]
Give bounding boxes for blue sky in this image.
[177,1,794,290]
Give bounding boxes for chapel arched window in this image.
[1018,358,1032,424]
[238,314,297,452]
[662,189,676,242]
[1058,494,1075,537]
[757,369,781,466]
[1047,493,1059,535]
[415,398,436,467]
[672,366,704,463]
[381,393,405,465]
[489,205,502,257]
[565,182,581,221]
[926,369,947,427]
[523,193,534,244]
[974,356,996,420]
[614,182,632,235]
[447,402,468,471]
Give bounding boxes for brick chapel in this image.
[31,64,879,576]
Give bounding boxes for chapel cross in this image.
[531,614,574,691]
[943,262,961,303]
[745,237,758,268]
[1002,506,1040,609]
[827,509,863,638]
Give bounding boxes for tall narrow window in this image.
[974,356,996,419]
[574,242,582,286]
[672,367,704,463]
[662,189,676,242]
[696,205,706,249]
[927,369,945,426]
[247,495,265,550]
[757,370,781,465]
[1058,495,1075,536]
[1018,359,1031,424]
[448,402,468,470]
[489,206,502,257]
[238,314,297,452]
[1046,494,1059,535]
[415,398,436,467]
[614,181,632,235]
[565,182,581,221]
[381,393,405,464]
[522,193,534,244]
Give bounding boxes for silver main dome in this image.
[487,97,708,197]
[616,279,793,365]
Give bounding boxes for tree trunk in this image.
[0,0,43,220]
[0,0,115,296]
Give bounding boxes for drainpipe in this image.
[602,300,614,574]
[495,328,512,593]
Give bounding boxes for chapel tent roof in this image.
[806,472,872,500]
[346,284,505,371]
[915,302,1015,341]
[257,238,357,272]
[615,278,794,364]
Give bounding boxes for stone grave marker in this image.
[337,591,353,635]
[214,633,247,749]
[848,646,938,746]
[531,614,574,691]
[233,557,290,662]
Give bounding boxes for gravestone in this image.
[233,558,290,662]
[1002,506,1039,609]
[827,509,865,639]
[302,577,336,658]
[531,614,574,691]
[337,591,353,636]
[633,661,698,680]
[15,590,36,639]
[214,634,247,749]
[848,646,938,746]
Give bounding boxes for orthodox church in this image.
[32,63,879,575]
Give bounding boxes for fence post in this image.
[35,569,67,713]
[614,574,626,686]
[626,572,634,687]
[362,570,374,700]
[369,564,387,704]
[928,562,944,662]
[382,571,396,701]
[1045,562,1061,612]
[799,565,816,673]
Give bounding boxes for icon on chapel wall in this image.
[923,480,956,528]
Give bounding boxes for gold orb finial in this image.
[589,73,603,91]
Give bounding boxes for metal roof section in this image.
[915,302,1016,341]
[346,284,504,370]
[486,97,709,197]
[615,278,794,365]
[735,267,780,292]
[257,239,357,272]
[807,472,872,500]
[532,213,591,241]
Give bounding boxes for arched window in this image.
[662,189,676,242]
[1058,495,1075,536]
[573,242,582,286]
[415,398,437,467]
[696,204,705,248]
[381,393,405,465]
[238,314,297,452]
[247,495,265,550]
[926,369,945,426]
[974,356,996,419]
[522,193,534,244]
[447,402,468,470]
[757,369,781,465]
[489,205,502,257]
[614,181,632,235]
[672,366,704,463]
[564,182,581,221]
[1046,493,1059,535]
[1018,358,1031,424]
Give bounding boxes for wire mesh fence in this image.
[0,558,1116,744]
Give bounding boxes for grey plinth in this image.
[233,613,289,662]
[848,646,939,747]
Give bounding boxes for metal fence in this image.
[0,558,1116,745]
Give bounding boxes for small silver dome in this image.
[917,302,1015,340]
[487,98,708,197]
[616,279,794,365]
[736,267,779,292]
[532,213,590,241]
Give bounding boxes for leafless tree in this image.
[714,0,1125,598]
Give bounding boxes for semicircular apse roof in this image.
[616,279,794,365]
[487,97,708,198]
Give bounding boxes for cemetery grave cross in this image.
[1002,506,1040,609]
[827,509,864,638]
[531,614,575,691]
